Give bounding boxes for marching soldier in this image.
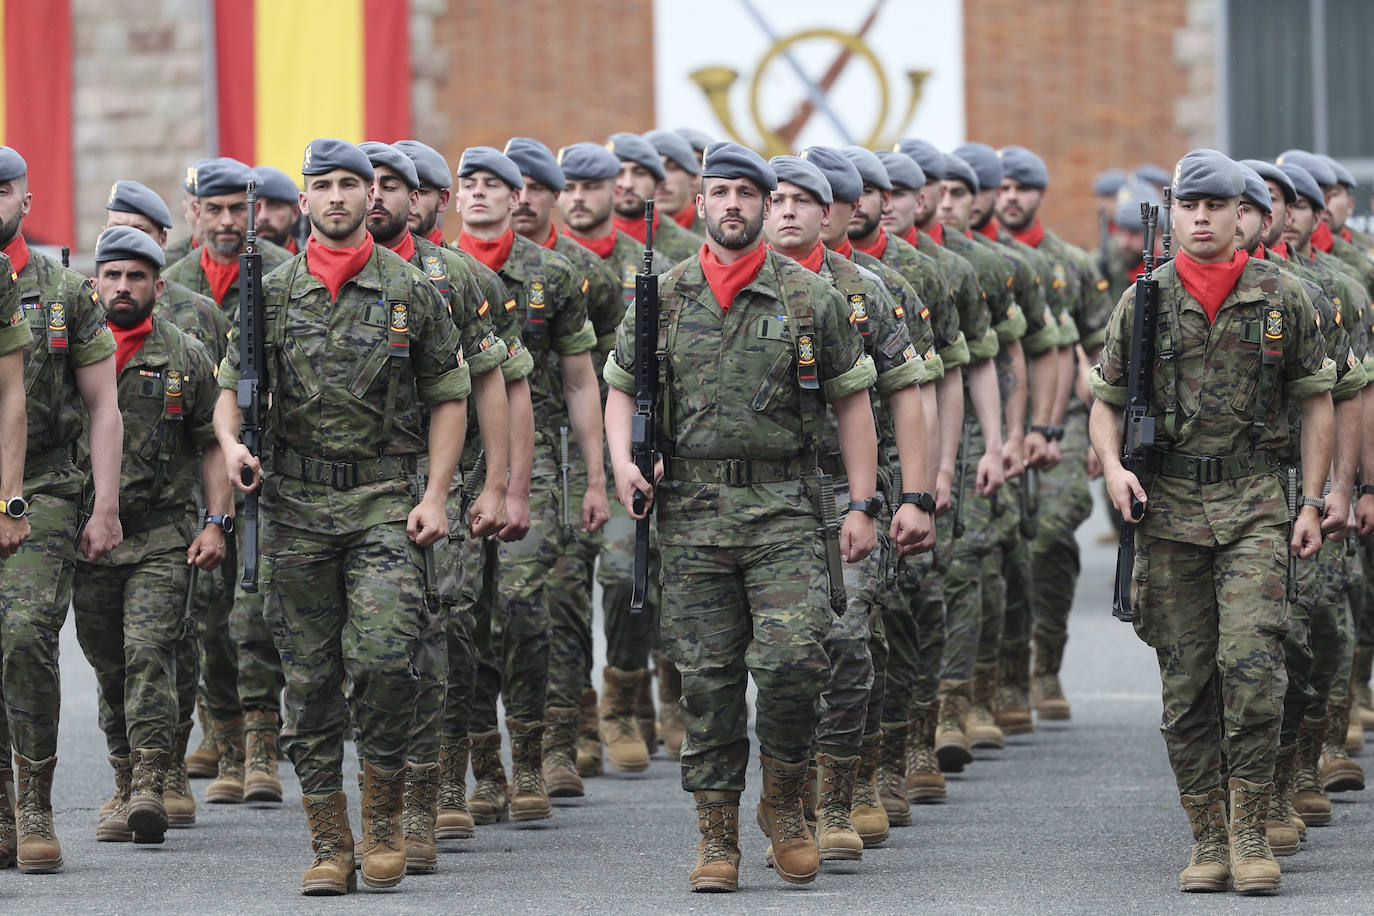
[251,166,304,254]
[164,161,204,266]
[607,132,703,264]
[646,129,705,235]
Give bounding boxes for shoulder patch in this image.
[1265,308,1283,341]
[1096,278,1109,292]
[503,297,517,312]
[579,277,589,295]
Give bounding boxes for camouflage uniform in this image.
[163,243,291,311]
[2,250,114,763]
[604,248,876,791]
[217,244,470,793]
[1091,257,1333,793]
[72,319,219,756]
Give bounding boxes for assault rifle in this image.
[237,179,266,592]
[629,200,658,613]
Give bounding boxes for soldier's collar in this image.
[123,315,173,368]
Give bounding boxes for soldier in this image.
[1278,150,1374,299]
[1099,179,1165,301]
[214,138,471,895]
[395,140,453,246]
[646,129,705,235]
[72,226,230,847]
[674,127,712,170]
[0,145,124,873]
[164,161,203,266]
[0,225,27,562]
[252,166,304,254]
[607,132,703,264]
[1091,149,1334,895]
[604,142,878,891]
[452,146,609,825]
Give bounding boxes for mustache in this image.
[512,206,536,217]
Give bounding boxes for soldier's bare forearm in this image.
[1360,386,1374,484]
[560,352,606,487]
[214,388,244,452]
[0,351,25,495]
[1299,392,1334,502]
[1027,348,1056,427]
[76,355,124,515]
[888,384,927,498]
[1332,395,1360,491]
[935,368,964,477]
[425,399,467,505]
[1089,398,1124,475]
[1003,339,1028,443]
[200,443,233,517]
[921,384,939,491]
[472,369,509,496]
[506,378,534,500]
[834,390,877,502]
[966,358,1003,454]
[1051,346,1074,424]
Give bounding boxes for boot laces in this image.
[1184,797,1228,865]
[820,760,857,830]
[365,794,398,845]
[854,751,880,808]
[470,748,505,804]
[246,728,277,773]
[698,803,736,865]
[769,770,808,841]
[1231,790,1271,860]
[404,773,438,838]
[165,760,190,796]
[438,745,469,810]
[305,796,344,861]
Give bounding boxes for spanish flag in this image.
[0,0,73,245]
[214,0,410,177]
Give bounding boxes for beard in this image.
[614,193,645,218]
[0,209,21,249]
[260,224,290,246]
[410,203,437,238]
[208,229,244,257]
[104,292,156,329]
[310,204,366,242]
[366,205,409,245]
[564,200,612,232]
[847,209,882,241]
[706,208,764,250]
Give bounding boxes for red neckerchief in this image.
[199,246,241,305]
[537,223,559,250]
[3,234,29,275]
[1340,227,1353,243]
[286,237,299,255]
[1174,247,1248,323]
[1312,220,1335,253]
[1013,218,1045,248]
[614,208,661,244]
[1270,240,1290,259]
[457,227,515,273]
[976,221,999,241]
[426,227,445,246]
[565,226,618,260]
[900,225,920,247]
[853,231,887,260]
[925,222,946,246]
[699,242,766,313]
[305,234,375,301]
[109,313,154,375]
[379,229,416,263]
[671,206,696,229]
[829,237,855,260]
[773,240,826,273]
[1251,244,1267,260]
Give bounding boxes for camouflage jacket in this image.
[912,229,997,362]
[163,236,195,267]
[157,280,230,365]
[1037,228,1112,353]
[1326,235,1374,300]
[1272,249,1369,402]
[977,232,1059,357]
[848,248,941,381]
[164,243,291,312]
[0,252,28,358]
[944,229,1025,346]
[410,237,506,382]
[992,225,1079,349]
[552,232,624,358]
[872,232,969,371]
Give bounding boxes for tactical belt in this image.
[663,455,809,486]
[273,447,418,490]
[23,444,76,480]
[119,506,188,538]
[1144,448,1281,483]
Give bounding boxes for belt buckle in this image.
[332,462,355,490]
[1194,456,1222,484]
[722,459,747,486]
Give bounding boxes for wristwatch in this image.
[3,496,27,519]
[204,514,235,534]
[900,491,937,514]
[1028,425,1065,441]
[847,497,882,518]
[1360,484,1374,498]
[1300,497,1326,514]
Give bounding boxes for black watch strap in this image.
[1028,424,1055,439]
[1360,484,1374,497]
[900,491,936,513]
[848,498,882,518]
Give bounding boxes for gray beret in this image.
[1277,149,1335,188]
[1236,164,1273,213]
[952,143,1002,191]
[106,180,173,229]
[893,139,945,182]
[252,166,300,203]
[841,146,892,191]
[394,140,451,189]
[457,146,522,189]
[1239,159,1296,205]
[1277,163,1325,210]
[606,132,665,181]
[0,147,26,183]
[301,139,373,181]
[875,150,925,190]
[195,157,254,197]
[557,143,620,181]
[503,137,565,191]
[359,141,419,189]
[997,146,1050,189]
[768,155,833,206]
[1133,163,1173,189]
[701,141,777,192]
[942,153,979,193]
[95,225,166,268]
[183,160,208,194]
[1093,168,1129,196]
[675,127,713,153]
[799,146,862,203]
[1170,149,1244,201]
[1319,154,1357,189]
[644,129,699,175]
[1113,177,1163,231]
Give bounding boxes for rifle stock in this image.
[237,179,266,592]
[629,201,659,613]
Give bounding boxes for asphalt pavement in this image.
[16,499,1374,913]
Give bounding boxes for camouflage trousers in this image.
[1030,408,1094,638]
[72,518,194,756]
[661,534,831,792]
[1282,536,1333,745]
[597,503,662,672]
[882,539,947,722]
[196,527,241,720]
[1132,527,1289,794]
[546,449,603,711]
[231,584,283,714]
[1359,536,1374,648]
[941,423,999,683]
[407,487,468,765]
[262,517,432,794]
[445,535,494,738]
[1308,536,1357,708]
[0,493,80,759]
[993,474,1035,659]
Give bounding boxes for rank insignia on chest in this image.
[529,282,545,306]
[164,370,183,415]
[47,301,68,350]
[389,302,411,357]
[848,294,869,336]
[390,303,409,332]
[622,264,636,288]
[797,334,815,364]
[423,256,446,282]
[1265,308,1283,341]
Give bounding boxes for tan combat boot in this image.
[1266,743,1300,857]
[1353,646,1374,728]
[301,790,356,895]
[995,639,1034,735]
[1178,787,1229,892]
[205,715,245,804]
[126,748,169,844]
[14,753,62,872]
[542,706,584,798]
[850,733,890,846]
[1319,697,1365,792]
[435,737,474,840]
[1293,715,1331,825]
[967,662,1006,749]
[906,701,947,802]
[185,700,219,778]
[243,710,283,803]
[815,752,863,861]
[635,669,657,754]
[874,724,909,829]
[467,728,508,824]
[1031,629,1071,720]
[934,679,973,772]
[599,667,650,772]
[164,721,196,826]
[653,651,685,759]
[1228,778,1281,895]
[402,761,439,874]
[576,687,604,777]
[96,755,133,843]
[691,790,740,892]
[359,759,406,888]
[0,767,15,866]
[757,754,818,884]
[506,718,552,822]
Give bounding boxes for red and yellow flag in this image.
[215,0,410,177]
